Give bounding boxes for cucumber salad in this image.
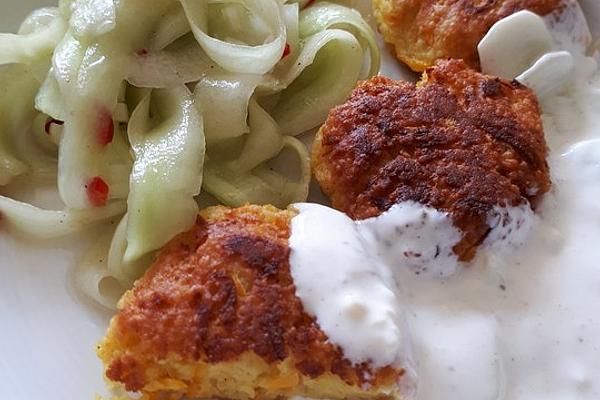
[0,0,379,307]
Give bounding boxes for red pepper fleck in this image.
[44,118,64,135]
[303,0,315,9]
[86,176,110,207]
[96,107,114,147]
[135,48,149,56]
[281,43,291,59]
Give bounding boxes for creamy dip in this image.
[289,203,408,369]
[289,8,600,400]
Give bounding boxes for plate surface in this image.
[0,1,108,398]
[0,1,598,400]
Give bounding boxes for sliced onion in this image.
[194,71,262,144]
[0,64,53,185]
[204,135,310,207]
[69,0,117,38]
[299,1,380,78]
[36,69,67,121]
[0,196,126,239]
[228,99,283,172]
[0,10,66,66]
[56,42,127,208]
[127,36,217,88]
[270,29,363,135]
[180,0,286,74]
[74,227,127,310]
[150,2,192,50]
[107,214,156,284]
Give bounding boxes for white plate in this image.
[0,2,109,399]
[0,1,598,400]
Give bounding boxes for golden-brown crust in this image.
[100,205,403,395]
[312,59,550,260]
[373,0,565,71]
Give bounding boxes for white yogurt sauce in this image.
[359,201,461,278]
[289,203,407,369]
[290,6,600,400]
[482,204,535,256]
[289,200,532,381]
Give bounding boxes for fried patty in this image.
[373,0,565,71]
[312,59,550,261]
[98,205,407,400]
